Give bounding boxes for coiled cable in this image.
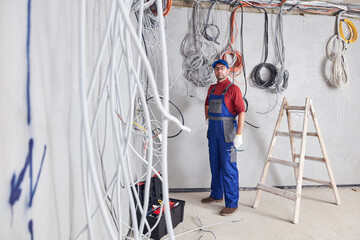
[325,11,350,87]
[273,6,289,92]
[251,8,279,90]
[150,0,172,16]
[181,1,217,88]
[203,1,220,44]
[339,18,358,44]
[325,35,349,87]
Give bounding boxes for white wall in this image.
[0,1,82,239]
[166,7,360,189]
[1,1,360,239]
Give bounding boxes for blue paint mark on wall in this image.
[28,219,34,240]
[26,0,32,125]
[9,138,46,208]
[10,1,48,238]
[29,142,46,208]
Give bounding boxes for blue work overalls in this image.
[207,83,239,208]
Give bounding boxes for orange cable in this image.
[221,49,243,77]
[150,0,172,16]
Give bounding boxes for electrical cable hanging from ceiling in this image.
[325,11,354,87]
[273,5,289,92]
[339,18,358,44]
[249,7,281,114]
[251,7,279,90]
[150,0,172,16]
[221,4,248,80]
[203,0,221,44]
[181,1,218,89]
[146,96,185,138]
[77,0,193,239]
[221,2,260,128]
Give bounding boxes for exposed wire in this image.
[204,0,221,44]
[273,6,289,92]
[339,18,358,44]
[326,11,350,87]
[181,1,218,89]
[78,0,191,239]
[325,35,349,87]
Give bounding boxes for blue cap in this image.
[212,59,229,69]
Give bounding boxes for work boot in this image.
[220,207,238,216]
[201,196,223,204]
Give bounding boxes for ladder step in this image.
[276,131,302,138]
[292,130,318,137]
[276,131,318,138]
[257,183,298,201]
[284,105,306,111]
[269,158,299,168]
[294,154,326,163]
[303,177,332,186]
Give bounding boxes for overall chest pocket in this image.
[209,99,222,114]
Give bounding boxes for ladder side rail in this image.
[293,98,311,224]
[253,98,288,208]
[310,104,341,205]
[286,109,299,181]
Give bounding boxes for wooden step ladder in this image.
[253,97,341,224]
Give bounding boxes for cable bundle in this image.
[150,0,172,16]
[222,5,246,79]
[181,1,218,87]
[131,0,155,12]
[251,8,275,89]
[221,48,244,77]
[273,6,289,92]
[339,18,358,44]
[203,1,220,44]
[326,35,349,87]
[325,12,356,87]
[250,7,288,93]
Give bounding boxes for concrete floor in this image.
[164,187,360,240]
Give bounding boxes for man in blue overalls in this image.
[201,59,245,216]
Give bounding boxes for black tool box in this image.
[135,174,163,206]
[137,198,185,240]
[134,175,185,240]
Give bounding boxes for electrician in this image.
[201,59,245,216]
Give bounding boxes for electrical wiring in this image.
[78,1,360,239]
[203,0,220,44]
[221,48,244,77]
[273,6,289,92]
[78,0,193,239]
[146,96,185,138]
[79,0,119,238]
[222,4,247,80]
[181,1,218,89]
[339,18,358,43]
[325,11,350,88]
[163,217,243,240]
[150,0,172,16]
[131,0,156,12]
[325,35,349,87]
[250,8,278,90]
[197,215,218,240]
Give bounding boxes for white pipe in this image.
[116,0,191,133]
[154,0,174,238]
[79,0,117,238]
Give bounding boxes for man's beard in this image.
[216,75,227,81]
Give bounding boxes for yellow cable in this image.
[133,121,147,132]
[339,18,358,44]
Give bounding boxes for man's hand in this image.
[233,134,243,149]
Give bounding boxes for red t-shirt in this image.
[205,79,245,116]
